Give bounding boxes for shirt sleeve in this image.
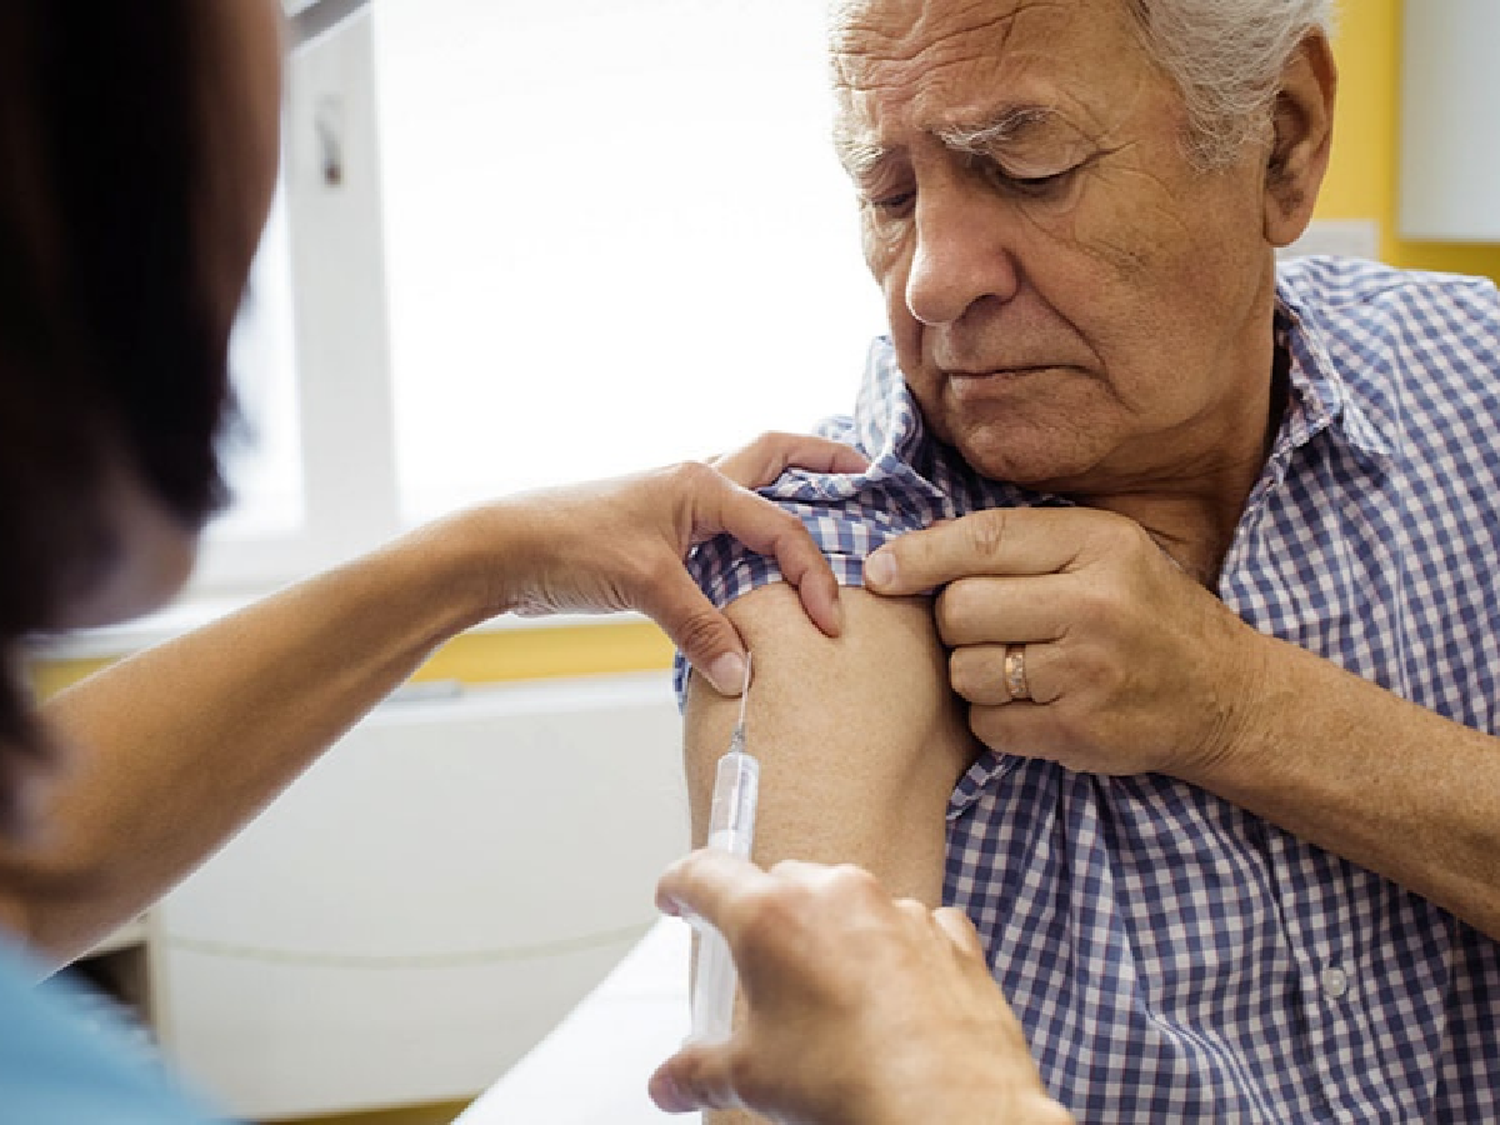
[672,340,963,705]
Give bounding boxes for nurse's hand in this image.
[466,433,865,696]
[648,852,1073,1125]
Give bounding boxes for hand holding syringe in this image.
[689,654,760,1044]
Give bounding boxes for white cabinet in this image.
[78,674,688,1121]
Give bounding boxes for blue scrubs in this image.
[0,935,227,1123]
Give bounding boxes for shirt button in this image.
[1320,966,1350,1000]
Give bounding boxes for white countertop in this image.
[456,919,692,1124]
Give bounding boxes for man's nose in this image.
[904,178,1022,327]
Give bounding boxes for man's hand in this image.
[863,507,1271,777]
[649,851,1071,1125]
[465,432,866,695]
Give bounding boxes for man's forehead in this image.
[829,0,1137,94]
[828,0,1121,63]
[830,0,1141,150]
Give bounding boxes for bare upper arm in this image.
[683,581,977,907]
[683,583,978,1124]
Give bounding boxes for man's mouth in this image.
[946,366,1053,378]
[944,366,1056,397]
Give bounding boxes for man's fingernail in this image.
[707,652,747,696]
[865,550,897,589]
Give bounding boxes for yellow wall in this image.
[1321,0,1500,282]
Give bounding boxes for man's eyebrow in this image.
[834,104,1061,180]
[833,125,888,181]
[935,105,1060,154]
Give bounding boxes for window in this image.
[195,0,885,593]
[218,181,305,542]
[374,0,886,519]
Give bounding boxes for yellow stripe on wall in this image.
[30,657,116,701]
[32,620,675,701]
[408,619,675,685]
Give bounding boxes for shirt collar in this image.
[1274,277,1394,462]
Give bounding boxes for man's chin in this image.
[942,429,1093,492]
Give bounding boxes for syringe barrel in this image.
[691,748,760,1042]
[706,749,759,856]
[691,927,738,1044]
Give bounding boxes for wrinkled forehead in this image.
[828,0,1152,138]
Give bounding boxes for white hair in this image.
[1126,0,1338,168]
[827,0,1336,169]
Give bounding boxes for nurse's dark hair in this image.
[0,5,234,787]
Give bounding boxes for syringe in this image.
[689,654,760,1044]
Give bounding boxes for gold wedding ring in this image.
[1003,644,1031,702]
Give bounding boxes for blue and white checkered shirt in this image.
[677,258,1500,1121]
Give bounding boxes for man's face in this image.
[832,0,1284,494]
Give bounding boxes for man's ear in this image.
[1263,29,1337,248]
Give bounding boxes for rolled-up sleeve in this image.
[673,338,1004,705]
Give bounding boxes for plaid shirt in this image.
[677,257,1500,1121]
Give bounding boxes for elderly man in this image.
[680,0,1500,1120]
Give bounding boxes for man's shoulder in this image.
[1277,255,1500,334]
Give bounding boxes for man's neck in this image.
[1090,491,1247,587]
[1083,347,1290,585]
